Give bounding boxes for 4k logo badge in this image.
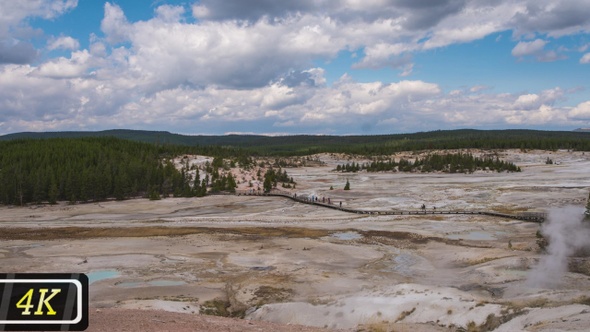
[0,274,88,331]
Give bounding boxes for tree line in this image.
[262,168,295,192]
[4,129,590,156]
[336,153,521,174]
[0,137,243,205]
[0,137,300,205]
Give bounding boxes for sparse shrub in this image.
[574,295,590,305]
[536,229,548,251]
[199,298,230,317]
[395,307,415,322]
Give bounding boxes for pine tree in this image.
[263,176,272,193]
[344,179,350,190]
[226,172,237,192]
[48,178,58,204]
[193,168,201,196]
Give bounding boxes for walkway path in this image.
[229,190,547,223]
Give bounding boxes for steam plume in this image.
[528,206,590,288]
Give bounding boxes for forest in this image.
[2,129,590,156]
[1,128,588,205]
[0,137,300,205]
[0,137,242,205]
[336,153,521,174]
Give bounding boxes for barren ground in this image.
[2,149,590,331]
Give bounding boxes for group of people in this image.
[421,204,436,210]
[293,193,342,208]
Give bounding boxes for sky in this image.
[1,0,590,136]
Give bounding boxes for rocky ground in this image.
[2,149,590,331]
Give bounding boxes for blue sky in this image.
[1,0,590,135]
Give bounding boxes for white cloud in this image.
[2,1,590,135]
[106,10,348,90]
[155,5,185,23]
[510,38,566,62]
[0,39,37,64]
[512,39,547,57]
[191,5,210,19]
[101,3,131,44]
[514,94,540,109]
[505,104,564,125]
[352,43,414,69]
[0,0,76,64]
[0,59,583,134]
[399,63,414,77]
[510,0,590,38]
[470,85,489,93]
[47,36,79,51]
[0,0,77,38]
[569,101,590,120]
[34,50,91,78]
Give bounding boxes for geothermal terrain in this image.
[2,149,590,331]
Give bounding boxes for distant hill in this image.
[0,129,193,144]
[574,128,590,133]
[1,128,590,155]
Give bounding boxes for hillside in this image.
[2,129,590,155]
[0,137,199,205]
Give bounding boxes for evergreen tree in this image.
[226,173,237,192]
[263,176,273,193]
[344,179,350,190]
[48,178,58,204]
[0,137,212,204]
[193,168,201,197]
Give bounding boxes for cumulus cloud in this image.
[512,39,547,57]
[154,5,185,22]
[511,0,590,37]
[104,7,347,90]
[352,44,414,70]
[278,68,326,88]
[397,0,467,30]
[47,36,80,51]
[420,1,519,50]
[511,38,566,62]
[568,101,590,120]
[0,57,583,135]
[101,2,131,44]
[514,93,541,109]
[0,0,76,64]
[34,50,91,79]
[0,0,77,37]
[192,0,316,22]
[87,1,590,91]
[581,53,590,64]
[0,39,37,64]
[0,64,84,122]
[2,1,590,135]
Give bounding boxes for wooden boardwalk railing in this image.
[218,190,547,223]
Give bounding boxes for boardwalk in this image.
[229,190,547,223]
